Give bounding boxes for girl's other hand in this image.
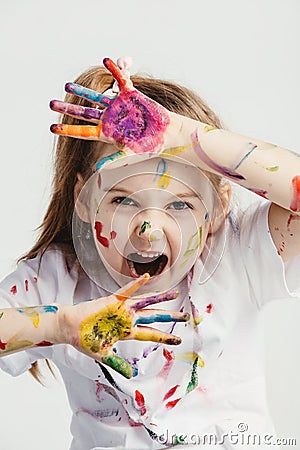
[61,273,189,378]
[50,57,187,155]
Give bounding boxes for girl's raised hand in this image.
[62,273,189,378]
[50,57,184,155]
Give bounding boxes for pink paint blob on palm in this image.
[290,175,300,212]
[101,90,170,154]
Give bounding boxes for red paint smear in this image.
[0,339,7,350]
[10,285,17,295]
[158,348,175,379]
[33,277,38,283]
[287,213,300,231]
[206,303,213,313]
[163,384,180,401]
[290,176,300,212]
[36,341,53,347]
[97,173,102,189]
[110,230,117,240]
[25,280,29,292]
[165,398,181,410]
[135,390,146,415]
[94,221,109,248]
[163,347,174,361]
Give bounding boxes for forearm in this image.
[0,304,62,356]
[176,115,300,214]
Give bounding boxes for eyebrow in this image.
[103,187,199,199]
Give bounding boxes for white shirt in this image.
[0,201,299,450]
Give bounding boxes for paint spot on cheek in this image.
[97,173,102,189]
[10,285,17,295]
[110,230,117,240]
[94,221,109,248]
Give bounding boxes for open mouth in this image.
[126,252,168,277]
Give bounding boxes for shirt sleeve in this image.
[0,248,78,376]
[239,200,300,308]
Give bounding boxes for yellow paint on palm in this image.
[80,302,132,354]
[176,352,205,368]
[157,170,171,189]
[160,144,190,158]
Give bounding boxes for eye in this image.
[167,201,193,210]
[112,196,138,207]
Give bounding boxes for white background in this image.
[0,0,300,448]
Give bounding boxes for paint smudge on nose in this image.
[139,221,151,236]
[290,175,300,212]
[135,390,146,415]
[10,285,17,295]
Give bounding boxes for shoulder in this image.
[0,245,79,307]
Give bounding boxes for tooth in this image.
[142,253,148,257]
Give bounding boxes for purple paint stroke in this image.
[50,100,102,122]
[102,90,170,154]
[191,130,245,181]
[133,289,178,310]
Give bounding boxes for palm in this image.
[50,58,171,155]
[67,275,189,378]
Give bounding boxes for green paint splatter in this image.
[266,166,279,172]
[180,227,202,267]
[102,354,133,379]
[139,221,151,235]
[186,356,199,394]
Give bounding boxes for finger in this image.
[115,273,150,301]
[134,310,190,325]
[65,82,114,108]
[103,57,132,90]
[50,123,102,140]
[101,353,133,379]
[131,289,179,310]
[50,100,103,123]
[128,326,181,345]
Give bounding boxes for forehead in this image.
[100,157,210,195]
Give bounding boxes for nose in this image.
[133,210,166,248]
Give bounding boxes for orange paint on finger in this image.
[115,273,150,300]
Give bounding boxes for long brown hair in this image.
[24,65,223,382]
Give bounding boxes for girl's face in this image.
[86,156,219,292]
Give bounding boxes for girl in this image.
[0,57,299,449]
